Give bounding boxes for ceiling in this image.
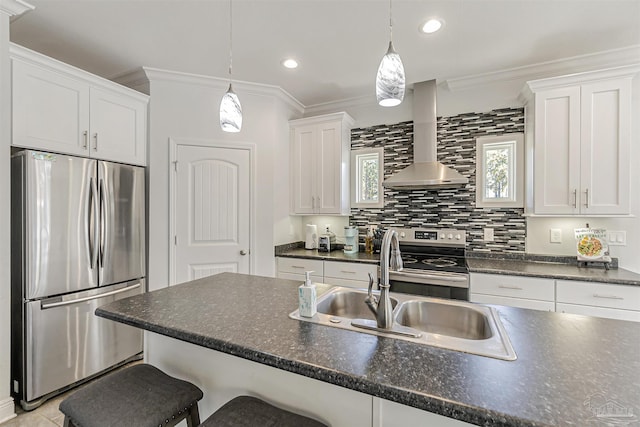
[9,0,640,107]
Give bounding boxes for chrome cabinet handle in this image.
[311,196,315,210]
[240,250,248,255]
[593,294,624,300]
[93,133,98,151]
[291,265,305,269]
[83,131,88,149]
[584,188,589,208]
[340,270,357,274]
[572,189,577,208]
[498,285,523,290]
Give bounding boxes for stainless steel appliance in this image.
[385,228,469,300]
[11,150,145,410]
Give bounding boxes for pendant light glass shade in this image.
[220,83,242,133]
[376,41,405,107]
[220,0,242,132]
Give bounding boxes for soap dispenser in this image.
[298,271,317,318]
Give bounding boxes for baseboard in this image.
[0,396,16,424]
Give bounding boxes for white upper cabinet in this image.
[11,44,148,166]
[290,112,354,215]
[523,67,636,215]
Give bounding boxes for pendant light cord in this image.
[228,0,233,81]
[389,0,393,42]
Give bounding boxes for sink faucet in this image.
[366,229,403,329]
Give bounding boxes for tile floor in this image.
[0,360,141,427]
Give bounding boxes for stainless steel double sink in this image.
[289,287,517,361]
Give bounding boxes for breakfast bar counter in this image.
[96,272,640,427]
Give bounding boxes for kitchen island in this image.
[96,273,640,426]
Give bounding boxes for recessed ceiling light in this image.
[282,58,299,69]
[420,18,443,34]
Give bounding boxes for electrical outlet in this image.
[608,231,627,246]
[550,228,562,244]
[483,228,494,241]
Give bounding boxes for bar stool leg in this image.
[187,403,200,427]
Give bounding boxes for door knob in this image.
[240,250,248,255]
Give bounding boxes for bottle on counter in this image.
[298,271,317,318]
[365,226,374,254]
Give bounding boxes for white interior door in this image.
[173,143,251,284]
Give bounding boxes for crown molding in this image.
[444,45,640,92]
[0,0,33,17]
[10,43,149,101]
[113,67,305,115]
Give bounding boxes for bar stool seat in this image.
[59,363,203,427]
[200,395,327,427]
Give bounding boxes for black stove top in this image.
[399,248,468,274]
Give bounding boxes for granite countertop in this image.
[96,272,640,427]
[466,258,640,286]
[277,245,640,286]
[277,247,379,264]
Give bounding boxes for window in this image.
[475,133,524,208]
[351,147,384,208]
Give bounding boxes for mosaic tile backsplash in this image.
[350,107,526,253]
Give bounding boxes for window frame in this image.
[475,133,524,208]
[350,147,384,208]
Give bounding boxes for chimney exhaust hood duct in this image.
[383,80,468,190]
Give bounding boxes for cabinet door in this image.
[556,303,640,322]
[533,87,581,214]
[470,293,555,312]
[291,124,317,214]
[315,121,343,214]
[12,60,90,156]
[89,87,147,165]
[579,79,631,214]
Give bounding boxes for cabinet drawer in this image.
[277,271,323,284]
[556,303,640,322]
[556,280,640,311]
[277,257,324,275]
[470,293,555,312]
[470,273,555,301]
[324,261,377,282]
[322,277,370,289]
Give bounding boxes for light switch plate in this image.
[483,228,494,241]
[550,228,562,244]
[608,231,627,246]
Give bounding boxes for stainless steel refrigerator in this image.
[11,150,145,410]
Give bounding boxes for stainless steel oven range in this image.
[385,227,469,300]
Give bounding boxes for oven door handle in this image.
[389,271,469,288]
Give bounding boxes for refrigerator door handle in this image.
[88,177,98,269]
[40,283,141,309]
[99,178,106,268]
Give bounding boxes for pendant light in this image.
[376,0,405,107]
[220,0,242,132]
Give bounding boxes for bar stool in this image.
[200,395,327,427]
[59,363,203,427]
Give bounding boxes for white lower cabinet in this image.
[277,257,377,288]
[556,280,640,322]
[276,258,323,283]
[323,261,377,288]
[470,273,555,311]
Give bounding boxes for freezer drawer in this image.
[24,280,143,402]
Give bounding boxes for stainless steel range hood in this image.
[383,80,468,190]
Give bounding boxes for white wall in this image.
[139,69,302,290]
[0,9,13,423]
[1,2,34,422]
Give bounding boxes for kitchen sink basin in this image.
[394,300,491,340]
[317,289,398,320]
[289,287,516,361]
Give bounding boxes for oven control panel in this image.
[393,228,466,246]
